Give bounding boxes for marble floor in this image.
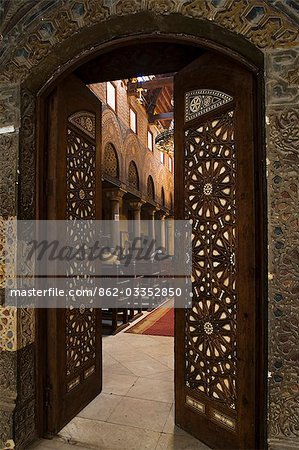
[29,331,211,450]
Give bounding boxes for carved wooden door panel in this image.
[174,53,265,449]
[46,75,102,434]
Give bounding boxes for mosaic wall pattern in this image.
[267,107,299,441]
[266,46,299,447]
[0,85,20,128]
[0,135,18,217]
[0,1,298,448]
[0,217,17,292]
[0,1,298,85]
[0,308,17,352]
[18,89,36,220]
[269,0,299,26]
[0,409,14,450]
[266,48,299,105]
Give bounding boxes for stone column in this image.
[129,201,144,249]
[166,216,174,256]
[145,206,157,250]
[104,188,125,250]
[155,211,166,250]
[160,214,166,250]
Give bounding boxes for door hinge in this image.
[46,179,54,197]
[44,385,51,408]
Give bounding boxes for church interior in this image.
[90,76,175,335]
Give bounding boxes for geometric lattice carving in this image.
[103,143,119,178]
[69,111,96,139]
[128,160,139,190]
[66,308,96,377]
[65,115,97,383]
[147,175,155,201]
[185,89,233,122]
[185,109,237,411]
[66,128,96,220]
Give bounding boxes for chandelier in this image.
[155,121,174,156]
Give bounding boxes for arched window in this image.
[128,161,139,190]
[161,187,165,207]
[147,175,155,201]
[103,143,119,178]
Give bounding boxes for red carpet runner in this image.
[126,306,174,337]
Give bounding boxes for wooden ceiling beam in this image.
[164,86,173,103]
[127,76,173,94]
[146,88,161,117]
[148,112,173,123]
[160,88,172,108]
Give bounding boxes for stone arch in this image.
[127,160,139,191]
[123,132,143,185]
[102,108,124,179]
[147,175,155,201]
[103,142,119,179]
[161,186,165,207]
[155,162,173,209]
[0,2,297,449]
[141,151,156,195]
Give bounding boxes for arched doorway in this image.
[1,2,298,447]
[34,34,266,450]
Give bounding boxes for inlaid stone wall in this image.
[266,46,299,450]
[0,80,19,448]
[0,72,36,450]
[0,1,298,448]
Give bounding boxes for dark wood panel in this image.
[174,51,266,450]
[45,74,102,435]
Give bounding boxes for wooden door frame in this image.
[35,35,267,447]
[174,54,267,449]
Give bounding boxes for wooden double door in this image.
[43,52,265,449]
